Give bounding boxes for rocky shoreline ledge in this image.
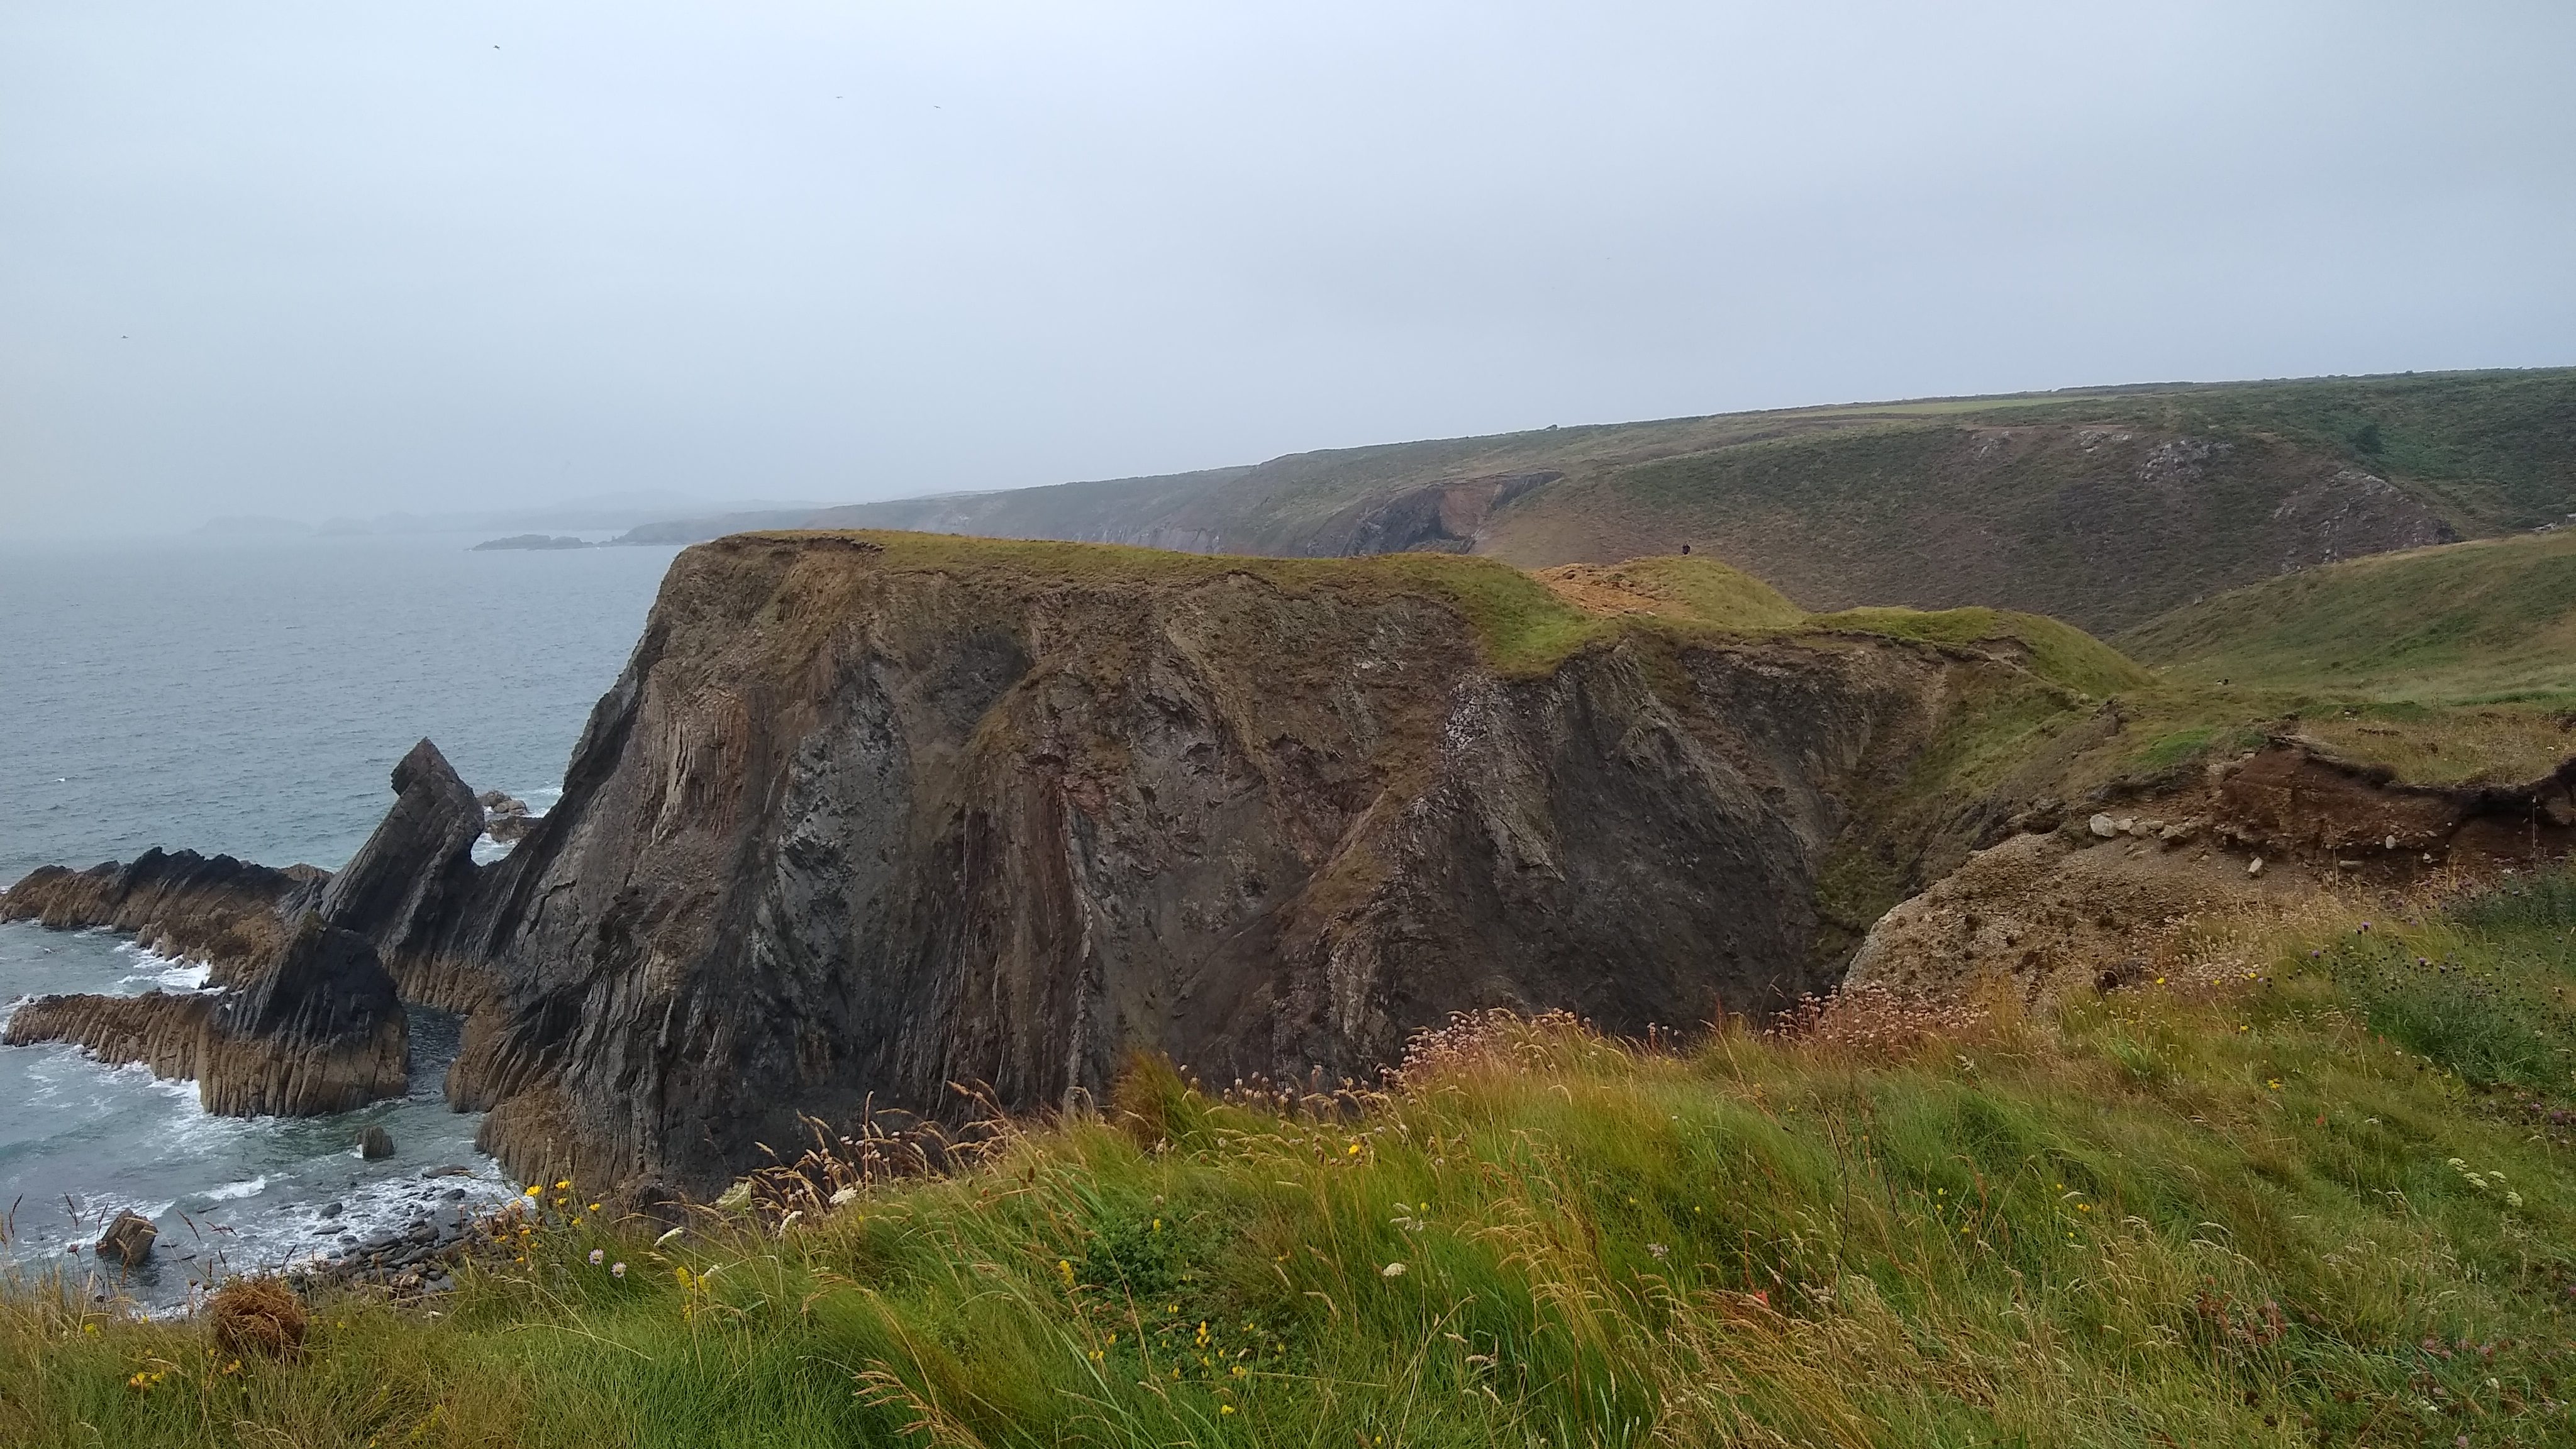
[1,740,489,1117]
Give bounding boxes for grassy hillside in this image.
[635,370,2576,634]
[14,869,2576,1447]
[2103,531,2576,787]
[2121,531,2576,703]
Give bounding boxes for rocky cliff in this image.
[3,913,408,1116]
[0,535,2134,1185]
[435,533,2090,1192]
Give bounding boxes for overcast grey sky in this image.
[3,2,2570,536]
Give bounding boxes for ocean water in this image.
[0,533,679,1303]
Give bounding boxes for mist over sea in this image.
[0,533,678,1302]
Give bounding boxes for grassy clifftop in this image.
[726,532,2148,702]
[14,868,2576,1447]
[2104,531,2576,787]
[2122,530,2576,704]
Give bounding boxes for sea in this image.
[0,532,679,1306]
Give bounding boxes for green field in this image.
[12,870,2576,1448]
[2122,531,2576,704]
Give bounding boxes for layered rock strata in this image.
[1846,740,2576,1001]
[4,914,406,1115]
[438,534,2044,1192]
[0,850,326,987]
[0,740,487,1116]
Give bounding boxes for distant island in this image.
[471,535,594,552]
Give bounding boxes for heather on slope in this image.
[11,870,2576,1448]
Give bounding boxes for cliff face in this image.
[446,534,2044,1192]
[0,535,2110,1181]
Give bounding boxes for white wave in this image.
[111,940,214,994]
[202,1175,266,1202]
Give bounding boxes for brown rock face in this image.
[445,534,2036,1192]
[0,741,484,1118]
[314,738,494,1009]
[0,850,326,987]
[4,913,408,1117]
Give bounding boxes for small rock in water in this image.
[97,1211,158,1265]
[360,1124,396,1160]
[2089,813,2119,839]
[421,1165,472,1179]
[318,1201,343,1219]
[442,1187,466,1201]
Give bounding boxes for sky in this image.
[3,2,2572,536]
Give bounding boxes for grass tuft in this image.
[13,869,2576,1446]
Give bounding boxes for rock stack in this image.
[1,740,489,1118]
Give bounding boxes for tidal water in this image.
[0,533,678,1303]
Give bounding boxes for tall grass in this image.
[10,873,2576,1446]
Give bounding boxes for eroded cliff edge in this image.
[436,534,2080,1192]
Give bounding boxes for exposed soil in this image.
[1848,739,2576,1000]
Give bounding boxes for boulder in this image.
[96,1211,158,1265]
[360,1124,396,1160]
[2089,813,2120,838]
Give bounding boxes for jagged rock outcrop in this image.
[5,913,406,1115]
[0,741,486,1116]
[0,850,327,987]
[480,791,537,844]
[316,739,493,1009]
[440,533,2053,1192]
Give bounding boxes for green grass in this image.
[2120,531,2576,703]
[1982,370,2576,530]
[1815,606,2152,699]
[2092,530,2576,786]
[741,530,1614,677]
[17,871,2576,1447]
[1562,555,1809,631]
[731,370,2576,639]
